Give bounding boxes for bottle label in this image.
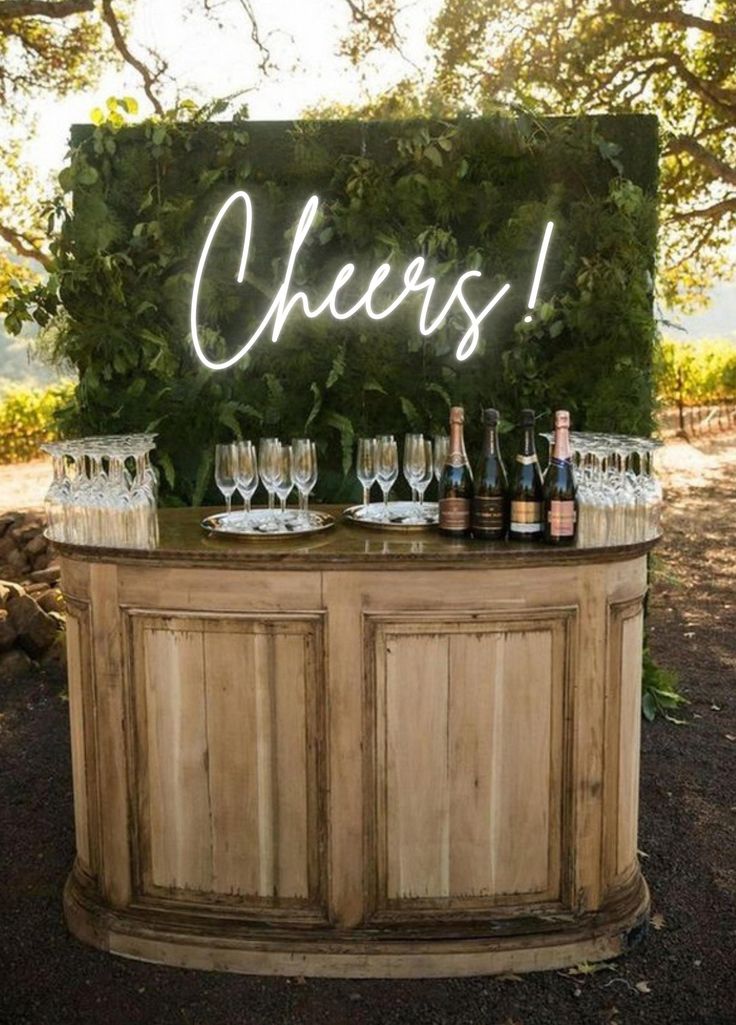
[516,454,537,466]
[472,496,505,531]
[510,500,542,532]
[447,452,465,468]
[550,457,572,469]
[548,500,576,536]
[439,497,471,530]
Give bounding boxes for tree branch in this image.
[669,197,736,222]
[100,0,165,116]
[667,136,736,188]
[0,223,52,269]
[0,0,93,18]
[611,0,736,43]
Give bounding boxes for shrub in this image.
[0,382,75,465]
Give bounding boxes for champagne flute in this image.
[415,438,433,518]
[376,435,398,521]
[215,443,237,516]
[433,434,449,496]
[292,438,317,525]
[356,437,377,508]
[258,437,279,524]
[235,440,258,521]
[273,444,294,525]
[403,434,423,512]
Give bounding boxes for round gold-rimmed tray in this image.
[201,508,336,540]
[343,501,439,532]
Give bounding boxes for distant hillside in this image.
[0,328,64,392]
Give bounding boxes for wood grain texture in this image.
[368,613,570,918]
[128,613,325,912]
[60,537,650,977]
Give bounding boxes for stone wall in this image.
[0,511,65,674]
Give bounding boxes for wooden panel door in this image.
[603,598,645,888]
[365,611,573,922]
[126,612,327,921]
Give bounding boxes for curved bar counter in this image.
[58,507,655,977]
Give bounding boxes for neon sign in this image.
[190,192,554,370]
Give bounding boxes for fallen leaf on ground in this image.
[569,961,617,976]
[651,912,666,930]
[726,734,736,742]
[497,973,523,982]
[635,980,652,994]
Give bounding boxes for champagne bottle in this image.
[438,406,474,536]
[544,409,578,545]
[472,408,508,540]
[508,408,544,541]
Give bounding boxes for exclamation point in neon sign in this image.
[523,221,554,323]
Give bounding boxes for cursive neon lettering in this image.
[190,191,554,370]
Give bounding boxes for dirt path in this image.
[0,434,734,1025]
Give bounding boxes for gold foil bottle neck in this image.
[449,406,465,425]
[555,409,571,428]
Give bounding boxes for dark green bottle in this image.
[472,408,508,540]
[508,408,544,542]
[438,406,474,536]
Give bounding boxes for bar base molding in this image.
[64,867,649,978]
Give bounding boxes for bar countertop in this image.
[52,505,659,570]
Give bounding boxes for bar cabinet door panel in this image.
[365,612,573,921]
[126,612,326,919]
[603,599,645,888]
[65,598,98,881]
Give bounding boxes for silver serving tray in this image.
[343,501,439,532]
[201,508,336,540]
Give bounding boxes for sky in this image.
[12,0,736,362]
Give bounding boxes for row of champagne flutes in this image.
[355,434,449,521]
[214,438,318,530]
[557,432,663,546]
[41,434,159,547]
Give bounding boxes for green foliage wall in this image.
[38,113,658,504]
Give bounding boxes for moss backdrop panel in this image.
[50,114,657,504]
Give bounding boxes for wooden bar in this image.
[60,507,653,977]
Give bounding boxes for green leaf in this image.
[324,411,354,475]
[400,396,421,429]
[158,451,176,489]
[217,401,243,438]
[642,691,657,722]
[326,342,346,389]
[193,449,213,507]
[425,144,442,167]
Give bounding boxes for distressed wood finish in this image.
[61,509,653,977]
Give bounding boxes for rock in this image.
[0,581,24,604]
[6,548,30,573]
[28,565,61,585]
[38,589,64,615]
[25,534,48,557]
[0,513,24,537]
[0,609,17,653]
[32,550,53,572]
[0,647,34,677]
[25,582,49,597]
[40,632,67,668]
[0,535,16,559]
[10,523,43,545]
[7,593,59,658]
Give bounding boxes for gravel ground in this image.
[1,433,734,1025]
